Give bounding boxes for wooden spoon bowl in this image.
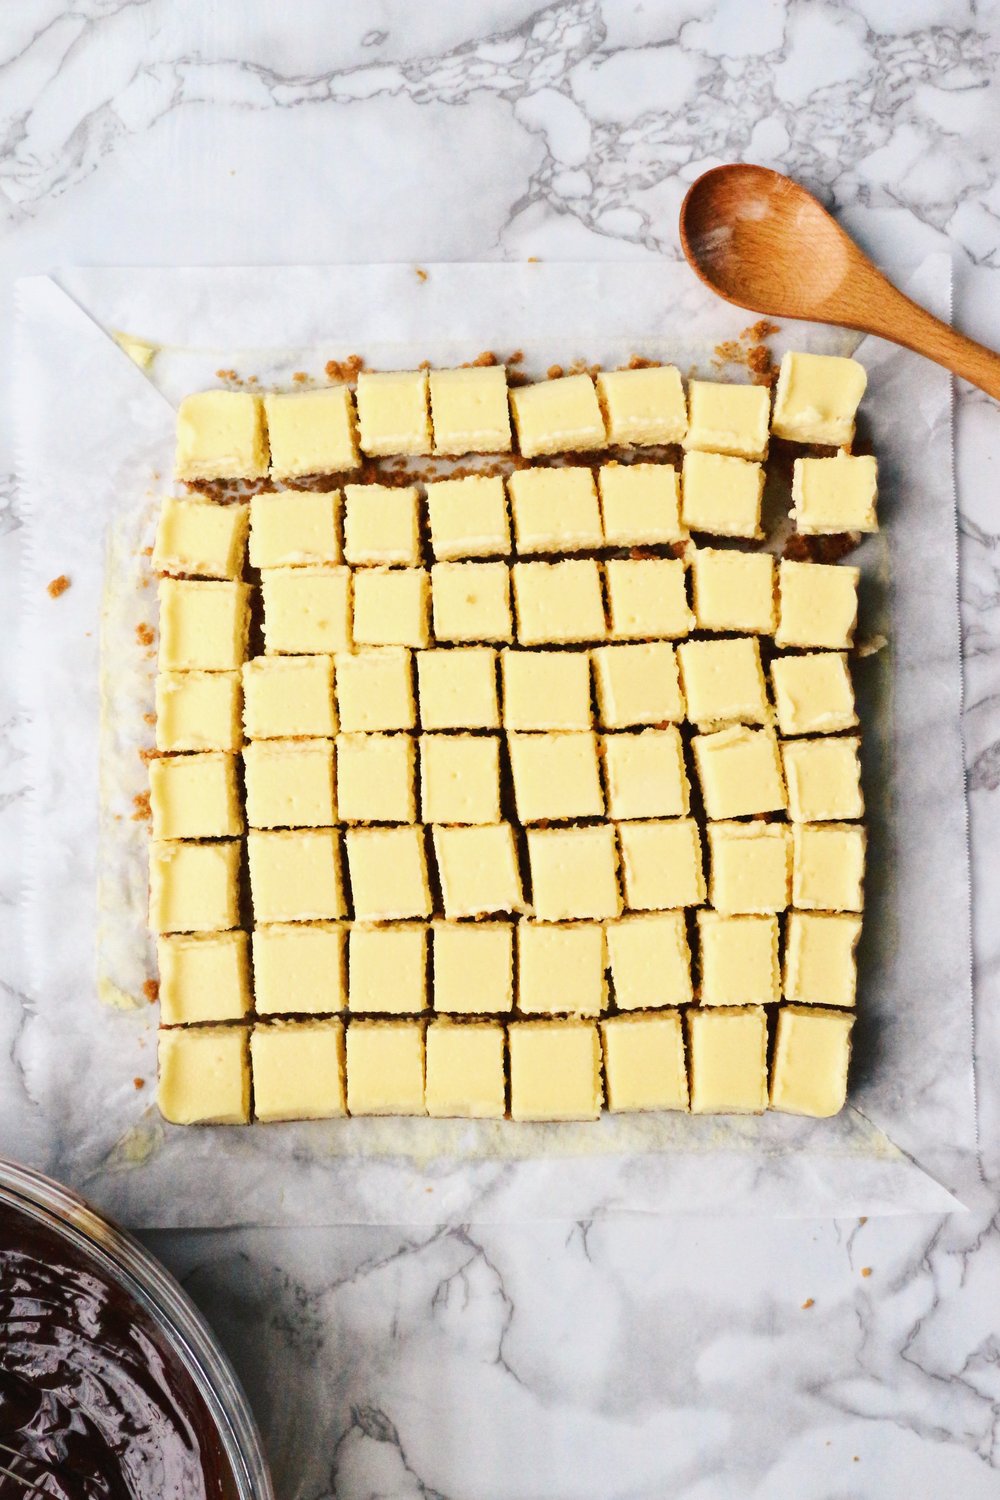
[679,164,1000,400]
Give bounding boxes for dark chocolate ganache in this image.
[0,1205,240,1499]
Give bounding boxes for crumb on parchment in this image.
[47,574,70,598]
[132,791,151,822]
[143,979,159,1004]
[415,267,428,282]
[136,623,154,647]
[801,1298,815,1309]
[325,354,365,383]
[860,1266,872,1278]
[134,1077,145,1090]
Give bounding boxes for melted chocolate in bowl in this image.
[0,1184,258,1500]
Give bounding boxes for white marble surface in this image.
[2,3,1000,1496]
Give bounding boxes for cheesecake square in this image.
[243,739,336,829]
[261,567,352,654]
[792,454,878,534]
[527,825,621,922]
[149,751,242,840]
[693,726,787,819]
[770,653,857,737]
[345,1021,426,1115]
[684,380,770,460]
[513,560,606,645]
[771,351,867,448]
[343,484,421,567]
[252,922,347,1015]
[432,823,524,917]
[355,370,431,456]
[431,561,512,643]
[593,642,685,727]
[247,829,345,923]
[348,923,428,1013]
[425,1020,506,1118]
[502,649,591,731]
[353,567,430,648]
[432,921,514,1014]
[345,826,432,920]
[429,366,512,455]
[248,490,341,569]
[783,911,862,1008]
[605,558,692,640]
[781,737,864,822]
[334,649,415,732]
[698,912,780,1006]
[509,373,606,458]
[619,819,706,911]
[601,1012,689,1112]
[678,637,770,728]
[417,647,499,730]
[153,497,249,580]
[158,931,251,1025]
[263,386,360,477]
[157,671,242,753]
[770,1005,854,1117]
[420,733,501,825]
[175,391,267,481]
[157,1026,250,1125]
[517,922,607,1016]
[508,466,603,554]
[509,1020,603,1121]
[681,451,764,539]
[597,463,685,546]
[336,734,416,824]
[687,1006,769,1114]
[149,840,241,934]
[791,824,866,912]
[596,366,688,447]
[158,580,251,672]
[776,560,860,650]
[603,728,689,820]
[508,731,604,823]
[691,548,776,634]
[426,475,511,561]
[707,821,791,916]
[250,1020,346,1120]
[605,912,693,1010]
[242,655,337,739]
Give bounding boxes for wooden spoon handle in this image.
[853,273,1000,400]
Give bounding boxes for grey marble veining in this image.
[2,3,1000,1496]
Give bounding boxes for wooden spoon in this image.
[679,163,1000,399]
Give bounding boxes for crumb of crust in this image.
[47,574,71,598]
[464,351,498,367]
[854,634,887,659]
[801,1298,815,1310]
[143,979,159,1004]
[325,354,365,383]
[140,546,153,558]
[860,1266,872,1278]
[247,375,259,385]
[292,371,309,384]
[215,368,240,384]
[134,1077,145,1090]
[139,747,157,765]
[136,623,154,647]
[782,533,860,565]
[859,1216,867,1225]
[527,256,539,264]
[418,359,431,371]
[547,364,564,380]
[415,267,428,282]
[508,369,532,386]
[143,711,156,726]
[626,355,662,370]
[508,350,525,365]
[742,319,780,342]
[132,791,151,822]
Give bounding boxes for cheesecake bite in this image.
[334,649,415,733]
[158,580,251,672]
[432,921,514,1014]
[336,733,416,824]
[692,726,787,820]
[429,366,512,455]
[781,736,864,822]
[687,1006,769,1114]
[509,373,606,457]
[605,558,692,640]
[247,829,345,924]
[420,733,501,824]
[353,567,430,648]
[416,647,499,730]
[596,366,688,446]
[508,1020,603,1121]
[348,924,428,1013]
[355,370,431,456]
[243,739,336,829]
[512,560,606,645]
[252,922,347,1015]
[175,391,268,481]
[605,912,693,1010]
[684,380,770,461]
[791,824,866,912]
[149,840,241,934]
[431,561,512,643]
[426,475,511,561]
[597,462,684,547]
[153,497,249,580]
[707,821,791,915]
[769,1005,854,1117]
[776,560,859,650]
[263,386,360,477]
[601,1012,689,1112]
[250,1020,347,1120]
[432,823,524,917]
[249,490,340,568]
[502,649,592,730]
[149,752,242,840]
[156,670,243,753]
[681,451,764,539]
[771,351,867,448]
[770,653,857,737]
[242,655,336,739]
[792,453,878,534]
[343,484,421,567]
[261,567,352,654]
[783,911,861,1007]
[691,548,776,635]
[526,825,621,921]
[345,827,432,920]
[425,1020,506,1118]
[593,642,685,727]
[157,930,251,1025]
[602,728,689,820]
[345,1021,426,1115]
[158,1026,250,1125]
[618,819,706,911]
[508,731,604,823]
[697,912,780,1006]
[517,922,607,1016]
[678,637,770,728]
[508,466,603,554]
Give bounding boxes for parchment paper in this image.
[8,260,977,1224]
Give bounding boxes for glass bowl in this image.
[0,1156,273,1500]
